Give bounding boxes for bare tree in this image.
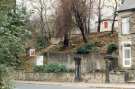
[86,0,95,34]
[97,0,101,32]
[71,0,88,43]
[56,0,72,48]
[97,0,106,33]
[104,0,121,34]
[30,0,55,48]
[56,0,96,46]
[111,0,118,34]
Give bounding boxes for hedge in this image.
[33,64,67,73]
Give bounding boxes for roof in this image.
[118,0,135,12]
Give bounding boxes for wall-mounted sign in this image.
[36,56,44,66]
[29,49,36,56]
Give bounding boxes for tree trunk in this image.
[97,0,101,33]
[79,24,88,43]
[111,14,116,34]
[111,0,117,34]
[63,33,69,48]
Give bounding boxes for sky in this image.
[16,0,122,32]
[16,0,122,18]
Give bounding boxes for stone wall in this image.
[109,72,125,83]
[127,70,135,81]
[15,71,126,83]
[16,72,74,82]
[118,11,135,69]
[82,73,105,83]
[15,71,105,83]
[130,12,135,70]
[45,53,106,73]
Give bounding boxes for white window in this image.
[122,43,132,67]
[122,17,130,34]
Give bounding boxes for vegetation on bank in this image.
[107,43,118,54]
[0,65,14,89]
[77,43,98,54]
[33,64,68,73]
[0,2,31,89]
[0,7,31,67]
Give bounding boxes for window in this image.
[122,43,131,67]
[122,17,130,34]
[104,21,108,29]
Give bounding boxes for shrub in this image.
[107,43,118,54]
[77,43,97,54]
[33,65,44,73]
[36,35,46,49]
[0,65,14,89]
[33,64,67,73]
[77,47,89,54]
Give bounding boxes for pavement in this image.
[16,83,108,89]
[16,81,135,89]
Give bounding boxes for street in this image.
[15,83,110,89]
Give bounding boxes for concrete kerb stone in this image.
[16,81,135,89]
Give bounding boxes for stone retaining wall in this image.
[16,72,74,82]
[46,53,106,73]
[15,71,125,83]
[15,71,105,83]
[109,72,125,83]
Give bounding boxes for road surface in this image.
[16,83,111,89]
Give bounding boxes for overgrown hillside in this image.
[48,32,118,53]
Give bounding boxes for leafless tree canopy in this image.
[56,0,95,44]
[30,0,57,47]
[56,0,72,38]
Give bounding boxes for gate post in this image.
[104,54,116,83]
[105,59,110,83]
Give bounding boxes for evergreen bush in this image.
[0,65,14,89]
[107,43,118,54]
[33,64,67,73]
[77,43,97,54]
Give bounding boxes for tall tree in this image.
[56,0,72,48]
[86,0,95,34]
[96,0,106,33]
[71,0,88,43]
[104,0,121,33]
[0,6,31,67]
[97,0,102,32]
[111,0,118,34]
[56,0,95,45]
[0,0,16,26]
[30,0,54,48]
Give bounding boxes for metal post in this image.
[74,56,81,81]
[105,59,110,83]
[124,70,129,83]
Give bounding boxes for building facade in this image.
[118,0,135,69]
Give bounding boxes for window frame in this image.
[122,41,132,67]
[121,17,130,35]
